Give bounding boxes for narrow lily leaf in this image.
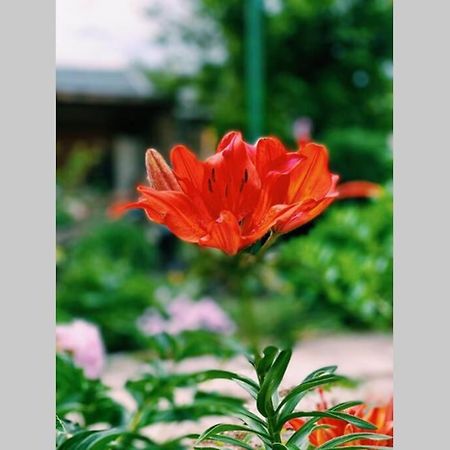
[273,443,289,450]
[57,430,93,450]
[193,370,259,398]
[286,419,332,447]
[57,429,157,450]
[205,434,255,450]
[234,406,268,433]
[257,349,292,417]
[303,366,338,382]
[196,423,270,444]
[256,346,279,381]
[277,374,345,417]
[282,411,377,433]
[317,432,392,449]
[329,401,364,411]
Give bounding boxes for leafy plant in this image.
[277,192,393,331]
[57,221,161,351]
[322,127,392,183]
[195,346,391,450]
[159,0,392,142]
[146,330,244,361]
[56,354,124,427]
[56,353,248,449]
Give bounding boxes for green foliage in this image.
[277,192,393,331]
[57,221,161,351]
[57,143,105,190]
[56,189,75,228]
[323,128,392,183]
[56,347,390,449]
[146,330,244,361]
[67,220,159,270]
[56,354,124,427]
[56,353,249,449]
[195,346,390,450]
[182,0,392,143]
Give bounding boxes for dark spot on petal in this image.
[224,184,228,197]
[208,178,213,193]
[244,169,248,182]
[211,168,216,183]
[239,179,245,193]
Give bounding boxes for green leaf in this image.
[194,447,222,450]
[283,411,376,436]
[193,370,259,398]
[204,434,255,450]
[233,406,268,433]
[273,444,289,450]
[257,349,292,417]
[57,429,157,450]
[303,366,338,382]
[196,423,270,444]
[286,419,332,447]
[317,432,392,449]
[329,401,364,412]
[256,346,279,381]
[277,374,345,418]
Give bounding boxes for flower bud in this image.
[146,148,181,191]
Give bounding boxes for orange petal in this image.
[337,181,383,199]
[198,211,243,255]
[275,174,339,233]
[255,137,303,179]
[136,186,207,243]
[203,133,261,221]
[170,144,205,194]
[285,418,305,431]
[289,143,338,202]
[216,130,242,153]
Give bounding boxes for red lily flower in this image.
[114,131,338,255]
[286,390,393,447]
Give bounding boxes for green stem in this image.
[237,231,281,362]
[240,286,261,361]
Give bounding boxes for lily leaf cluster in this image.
[195,346,391,450]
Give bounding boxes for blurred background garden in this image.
[56,1,392,445]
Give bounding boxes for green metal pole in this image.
[245,0,264,142]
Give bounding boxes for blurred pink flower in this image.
[138,295,235,336]
[56,320,106,379]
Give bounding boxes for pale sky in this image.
[56,0,223,71]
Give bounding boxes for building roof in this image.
[56,67,156,101]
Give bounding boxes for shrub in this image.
[277,190,393,331]
[57,221,161,351]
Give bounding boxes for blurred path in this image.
[103,333,393,441]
